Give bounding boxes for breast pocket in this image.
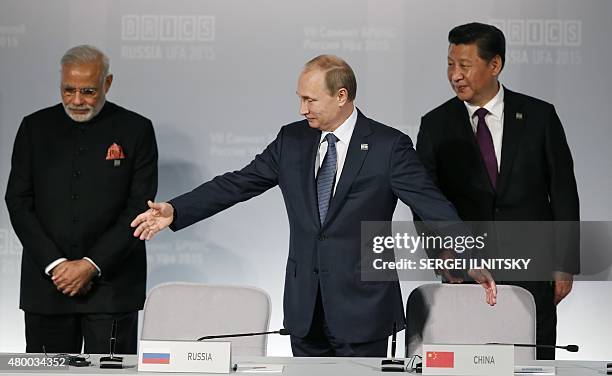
[103,159,132,194]
[346,174,385,197]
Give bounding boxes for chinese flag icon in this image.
[426,351,454,368]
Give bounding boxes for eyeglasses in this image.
[61,86,99,98]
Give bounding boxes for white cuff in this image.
[83,257,101,276]
[45,258,67,276]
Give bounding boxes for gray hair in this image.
[61,44,110,78]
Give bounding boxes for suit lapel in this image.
[497,88,526,195]
[451,98,496,195]
[303,126,322,228]
[452,97,479,149]
[323,110,372,227]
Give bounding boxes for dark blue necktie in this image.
[317,133,338,225]
[474,107,498,189]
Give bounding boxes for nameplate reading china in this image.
[138,340,231,373]
[422,344,513,376]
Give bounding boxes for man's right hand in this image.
[51,260,97,297]
[50,262,93,296]
[468,268,497,306]
[131,200,174,240]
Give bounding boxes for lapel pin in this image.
[515,112,523,120]
[361,143,369,151]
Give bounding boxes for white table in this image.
[0,354,608,375]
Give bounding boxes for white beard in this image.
[63,98,106,122]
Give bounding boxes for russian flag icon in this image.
[142,352,171,364]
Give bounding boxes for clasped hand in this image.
[51,259,97,297]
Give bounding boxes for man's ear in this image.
[337,87,348,107]
[490,56,502,77]
[103,74,114,94]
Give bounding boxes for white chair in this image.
[405,283,537,361]
[141,283,272,356]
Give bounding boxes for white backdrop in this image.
[1,0,611,359]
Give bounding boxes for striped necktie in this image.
[317,133,338,224]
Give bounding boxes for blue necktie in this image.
[317,133,338,225]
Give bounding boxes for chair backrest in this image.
[406,283,536,361]
[141,283,272,356]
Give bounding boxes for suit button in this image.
[318,234,326,241]
[313,268,319,275]
[73,171,81,178]
[71,194,79,200]
[495,207,500,213]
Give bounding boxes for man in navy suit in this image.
[417,23,579,359]
[131,55,496,357]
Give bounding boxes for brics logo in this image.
[121,15,215,42]
[490,19,581,46]
[119,15,216,60]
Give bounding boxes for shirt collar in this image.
[320,106,357,144]
[464,84,504,120]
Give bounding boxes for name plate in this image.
[138,340,231,373]
[422,344,513,376]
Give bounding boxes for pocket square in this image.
[106,142,125,167]
[106,143,125,162]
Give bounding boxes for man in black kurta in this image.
[5,45,158,354]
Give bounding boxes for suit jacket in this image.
[169,109,460,343]
[5,102,158,314]
[416,87,580,276]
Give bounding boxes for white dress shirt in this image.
[464,84,505,170]
[315,106,358,195]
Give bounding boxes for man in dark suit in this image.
[416,23,579,359]
[5,45,158,354]
[131,55,496,357]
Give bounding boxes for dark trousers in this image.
[290,288,388,357]
[25,312,138,354]
[512,281,557,360]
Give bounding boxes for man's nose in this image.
[449,67,463,82]
[299,101,309,116]
[72,91,84,105]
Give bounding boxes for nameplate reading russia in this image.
[138,340,231,373]
[422,344,513,376]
